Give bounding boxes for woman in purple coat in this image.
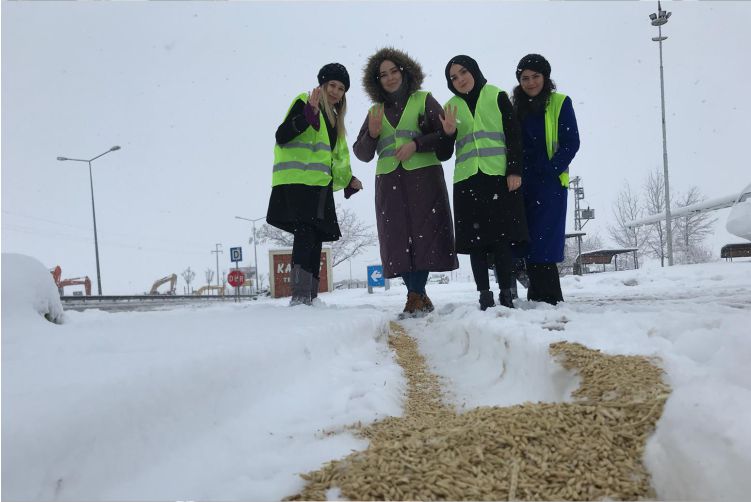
[513,54,580,304]
[354,47,458,317]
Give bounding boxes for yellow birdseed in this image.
[285,322,670,501]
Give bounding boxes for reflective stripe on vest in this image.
[374,91,440,175]
[545,92,569,188]
[447,84,507,184]
[272,93,352,190]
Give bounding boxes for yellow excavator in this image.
[193,285,225,296]
[148,274,177,295]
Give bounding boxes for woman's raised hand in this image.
[439,104,458,135]
[507,174,522,192]
[368,105,384,138]
[309,87,321,114]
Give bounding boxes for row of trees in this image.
[608,168,716,269]
[178,266,268,294]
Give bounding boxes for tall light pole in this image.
[57,145,121,295]
[650,1,674,266]
[235,215,265,292]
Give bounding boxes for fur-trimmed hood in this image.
[362,47,425,104]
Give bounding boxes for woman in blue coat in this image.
[512,54,580,304]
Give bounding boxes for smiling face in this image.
[449,64,475,94]
[323,80,346,105]
[378,60,403,94]
[519,69,545,97]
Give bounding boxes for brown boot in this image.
[420,294,435,313]
[398,291,424,319]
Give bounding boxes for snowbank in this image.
[1,253,64,328]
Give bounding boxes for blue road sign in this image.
[230,247,243,263]
[367,265,385,288]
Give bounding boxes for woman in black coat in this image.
[266,63,362,306]
[440,55,528,310]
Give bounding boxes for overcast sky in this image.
[2,1,750,294]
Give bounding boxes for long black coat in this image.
[445,86,528,254]
[266,99,341,242]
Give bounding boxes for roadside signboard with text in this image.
[269,248,332,298]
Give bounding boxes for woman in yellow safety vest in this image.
[266,63,362,306]
[353,47,458,318]
[440,55,529,311]
[513,54,580,305]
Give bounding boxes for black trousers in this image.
[292,224,323,279]
[526,263,563,305]
[470,242,513,291]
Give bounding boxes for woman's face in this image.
[449,64,475,94]
[323,80,346,105]
[520,69,544,97]
[378,60,403,93]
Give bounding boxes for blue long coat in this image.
[520,95,580,263]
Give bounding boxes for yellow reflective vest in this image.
[373,91,440,175]
[545,92,569,188]
[446,84,507,184]
[272,93,352,191]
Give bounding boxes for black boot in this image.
[289,265,312,306]
[499,289,515,309]
[479,290,495,311]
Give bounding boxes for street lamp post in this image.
[57,145,121,295]
[649,1,674,266]
[235,215,266,292]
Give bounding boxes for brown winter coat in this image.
[354,48,458,278]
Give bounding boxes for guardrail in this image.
[60,294,264,312]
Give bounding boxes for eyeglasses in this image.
[377,66,402,80]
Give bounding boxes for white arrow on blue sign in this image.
[367,265,385,287]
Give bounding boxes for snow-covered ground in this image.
[2,253,750,501]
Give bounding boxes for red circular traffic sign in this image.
[228,270,245,287]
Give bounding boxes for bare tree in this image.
[673,186,717,264]
[256,223,293,247]
[204,268,215,286]
[181,267,196,294]
[331,205,379,266]
[257,203,377,267]
[608,182,648,269]
[643,168,673,267]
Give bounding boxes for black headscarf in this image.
[444,55,487,114]
[512,53,556,121]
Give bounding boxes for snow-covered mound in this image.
[1,253,64,327]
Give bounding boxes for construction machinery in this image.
[50,265,92,296]
[193,285,225,296]
[148,274,177,295]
